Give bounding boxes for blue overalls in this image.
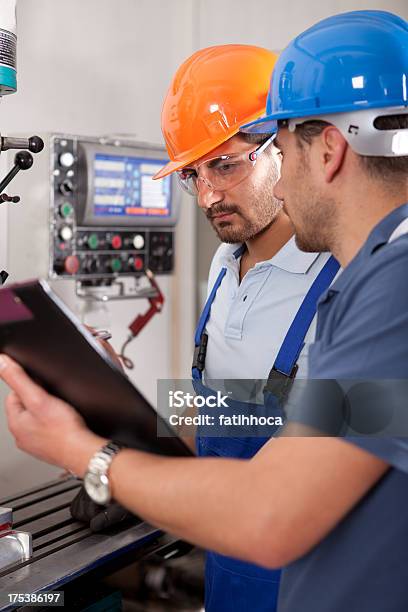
[192,247,339,612]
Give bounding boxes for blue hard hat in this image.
[242,10,408,134]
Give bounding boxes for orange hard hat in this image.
[153,44,278,180]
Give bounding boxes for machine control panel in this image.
[50,136,176,281]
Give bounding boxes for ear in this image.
[321,126,348,183]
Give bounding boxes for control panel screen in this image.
[93,154,172,218]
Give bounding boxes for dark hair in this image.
[293,116,408,181]
[239,132,273,146]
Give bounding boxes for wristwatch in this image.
[83,441,124,505]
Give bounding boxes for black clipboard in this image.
[0,279,193,457]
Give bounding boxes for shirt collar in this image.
[328,202,408,296]
[364,202,408,255]
[218,236,321,274]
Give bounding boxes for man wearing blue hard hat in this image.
[242,8,408,610]
[0,10,407,612]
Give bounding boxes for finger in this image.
[6,392,25,428]
[0,355,48,412]
[7,390,26,414]
[6,391,27,436]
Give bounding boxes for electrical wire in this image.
[119,335,135,369]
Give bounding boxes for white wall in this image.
[196,0,408,49]
[0,0,406,497]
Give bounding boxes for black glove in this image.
[70,486,133,532]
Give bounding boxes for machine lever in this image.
[119,269,165,369]
[1,135,44,154]
[0,193,20,203]
[128,270,164,337]
[0,151,33,193]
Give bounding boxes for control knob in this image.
[107,257,122,273]
[59,152,75,168]
[59,180,74,196]
[84,233,99,250]
[133,234,145,250]
[59,225,73,242]
[54,255,79,275]
[111,234,122,249]
[84,258,101,275]
[59,202,73,218]
[129,256,144,272]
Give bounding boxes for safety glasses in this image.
[177,134,275,196]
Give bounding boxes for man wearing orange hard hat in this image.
[152,45,338,612]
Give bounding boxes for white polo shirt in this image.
[203,237,333,385]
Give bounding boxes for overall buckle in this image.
[263,364,298,405]
[192,333,208,373]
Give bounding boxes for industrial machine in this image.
[50,135,177,284]
[0,131,183,370]
[0,477,190,611]
[0,128,187,601]
[1,133,180,359]
[2,133,180,290]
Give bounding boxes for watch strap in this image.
[87,440,125,475]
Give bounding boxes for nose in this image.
[196,179,224,210]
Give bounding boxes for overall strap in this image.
[192,267,226,380]
[265,255,340,398]
[192,245,245,381]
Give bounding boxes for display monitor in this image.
[93,153,172,219]
[76,140,179,227]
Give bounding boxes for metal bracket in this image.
[0,507,32,570]
[75,277,158,302]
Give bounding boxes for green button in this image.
[88,233,99,250]
[111,258,122,272]
[60,202,73,218]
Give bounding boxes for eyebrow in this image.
[184,154,234,173]
[207,156,230,168]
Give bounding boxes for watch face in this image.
[84,472,111,505]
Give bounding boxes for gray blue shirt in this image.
[278,203,408,612]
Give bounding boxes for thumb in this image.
[0,355,48,414]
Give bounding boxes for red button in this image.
[133,256,144,271]
[111,235,122,249]
[64,255,80,275]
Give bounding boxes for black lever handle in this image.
[1,135,44,154]
[0,151,33,193]
[0,194,20,203]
